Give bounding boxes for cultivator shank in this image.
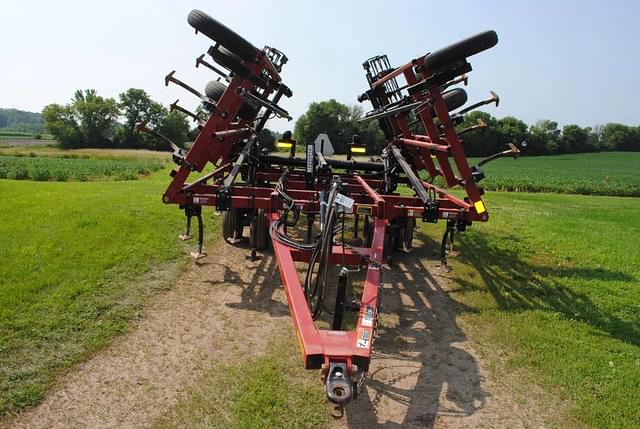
[149,9,511,408]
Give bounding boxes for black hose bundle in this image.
[303,181,340,319]
[268,170,341,319]
[269,169,316,251]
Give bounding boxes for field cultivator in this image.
[145,9,517,410]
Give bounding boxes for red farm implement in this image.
[144,9,518,410]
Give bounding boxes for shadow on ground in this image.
[343,242,488,428]
[451,232,638,346]
[204,239,290,317]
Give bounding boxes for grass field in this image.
[469,152,640,197]
[421,192,640,428]
[0,166,210,415]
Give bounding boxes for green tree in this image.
[294,99,385,153]
[44,90,119,148]
[459,111,499,157]
[560,124,592,153]
[156,110,190,150]
[527,119,560,155]
[116,88,165,148]
[600,123,639,151]
[71,90,119,147]
[42,104,82,149]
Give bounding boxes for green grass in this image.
[469,152,640,197]
[0,168,210,415]
[153,331,328,429]
[422,192,640,427]
[0,155,166,181]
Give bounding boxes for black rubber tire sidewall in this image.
[443,88,468,112]
[188,9,257,62]
[430,88,468,117]
[250,209,269,250]
[204,80,258,120]
[425,30,498,72]
[209,45,251,78]
[222,208,242,242]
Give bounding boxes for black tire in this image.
[384,228,398,254]
[424,30,498,72]
[204,80,258,120]
[222,208,243,243]
[402,217,416,250]
[429,88,468,117]
[250,209,269,250]
[188,9,257,62]
[208,45,251,78]
[442,88,468,112]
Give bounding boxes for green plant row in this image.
[0,156,165,181]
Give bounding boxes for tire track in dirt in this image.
[3,241,288,429]
[334,241,550,428]
[4,238,551,428]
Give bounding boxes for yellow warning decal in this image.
[474,200,486,214]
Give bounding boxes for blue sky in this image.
[1,0,638,132]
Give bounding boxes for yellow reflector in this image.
[277,141,293,149]
[351,146,366,154]
[474,200,486,214]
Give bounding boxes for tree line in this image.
[0,108,44,134]
[43,89,190,150]
[293,99,640,156]
[460,111,640,156]
[41,92,639,155]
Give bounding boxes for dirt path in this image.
[337,246,548,428]
[3,240,289,429]
[4,238,548,428]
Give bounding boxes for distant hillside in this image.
[0,108,44,133]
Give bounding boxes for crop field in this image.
[422,192,640,428]
[469,152,640,197]
[0,131,34,138]
[0,155,166,181]
[0,146,170,160]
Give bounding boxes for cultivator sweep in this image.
[146,9,517,410]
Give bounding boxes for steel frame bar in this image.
[269,212,387,372]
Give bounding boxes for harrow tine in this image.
[169,99,205,125]
[457,90,500,115]
[195,53,230,81]
[441,73,468,90]
[457,118,487,135]
[165,70,219,106]
[135,120,182,153]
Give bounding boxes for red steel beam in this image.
[268,213,388,372]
